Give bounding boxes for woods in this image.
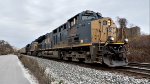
[0,40,14,55]
[127,35,150,62]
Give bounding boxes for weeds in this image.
[127,35,150,63]
[18,54,54,84]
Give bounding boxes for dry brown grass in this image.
[127,35,150,63]
[18,54,64,84]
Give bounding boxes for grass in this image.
[18,54,64,84]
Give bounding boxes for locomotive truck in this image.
[20,10,128,67]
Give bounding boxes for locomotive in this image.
[20,10,128,67]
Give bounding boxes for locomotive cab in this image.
[90,16,128,67]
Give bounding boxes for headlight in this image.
[109,36,114,42]
[124,38,128,43]
[108,20,111,26]
[80,40,83,43]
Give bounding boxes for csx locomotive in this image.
[20,10,128,67]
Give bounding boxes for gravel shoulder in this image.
[28,56,150,84]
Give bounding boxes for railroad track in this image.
[120,63,150,77]
[23,54,150,78]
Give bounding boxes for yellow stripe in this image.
[52,43,92,49]
[109,43,124,44]
[77,43,92,46]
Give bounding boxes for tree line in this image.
[0,40,14,55]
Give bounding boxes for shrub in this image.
[127,35,150,63]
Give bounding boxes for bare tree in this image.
[117,17,128,28]
[117,17,128,40]
[0,40,14,55]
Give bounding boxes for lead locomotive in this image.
[20,10,128,67]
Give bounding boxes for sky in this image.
[0,0,149,48]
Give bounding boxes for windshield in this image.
[82,15,96,20]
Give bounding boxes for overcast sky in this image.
[0,0,149,48]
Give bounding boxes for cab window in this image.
[103,20,107,25]
[82,15,96,20]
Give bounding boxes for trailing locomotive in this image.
[21,10,128,67]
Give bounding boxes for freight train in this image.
[20,10,128,67]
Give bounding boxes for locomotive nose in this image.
[102,45,128,67]
[103,55,128,67]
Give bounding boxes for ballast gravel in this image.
[28,56,150,84]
